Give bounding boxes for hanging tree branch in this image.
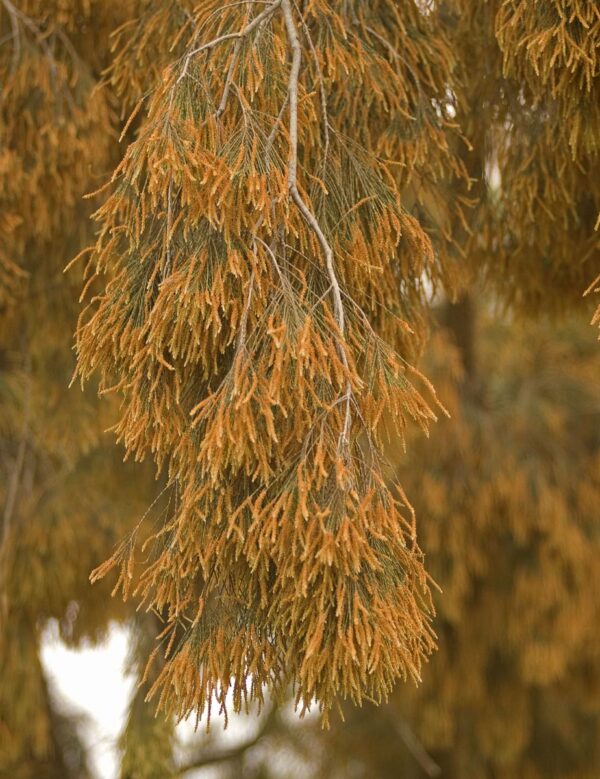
[77,0,460,726]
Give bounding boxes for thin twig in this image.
[1,0,54,66]
[292,0,330,175]
[177,0,282,84]
[237,270,255,354]
[281,0,352,456]
[265,93,289,150]
[2,359,31,552]
[215,38,242,118]
[254,234,287,288]
[1,0,21,74]
[176,704,280,776]
[164,178,173,279]
[394,718,442,778]
[364,24,423,99]
[215,1,275,120]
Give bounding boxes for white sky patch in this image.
[40,623,278,779]
[41,621,136,779]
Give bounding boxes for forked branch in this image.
[177,0,282,83]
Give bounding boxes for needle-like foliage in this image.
[298,307,600,779]
[76,0,470,723]
[1,0,598,757]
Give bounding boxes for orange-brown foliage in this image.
[0,2,598,766]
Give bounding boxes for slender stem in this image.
[1,0,58,81]
[2,358,31,553]
[177,0,282,84]
[394,718,442,778]
[215,38,242,118]
[164,178,173,278]
[281,0,352,454]
[265,93,289,150]
[237,270,255,354]
[176,704,280,776]
[254,234,286,287]
[292,1,330,173]
[1,0,21,73]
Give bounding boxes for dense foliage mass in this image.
[0,1,598,777]
[313,310,600,779]
[78,0,469,723]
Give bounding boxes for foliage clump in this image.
[77,0,472,723]
[312,309,600,779]
[0,2,153,774]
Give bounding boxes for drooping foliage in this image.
[0,0,598,766]
[76,0,473,723]
[390,311,600,779]
[247,307,600,779]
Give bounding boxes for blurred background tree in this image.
[1,1,598,777]
[0,2,166,776]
